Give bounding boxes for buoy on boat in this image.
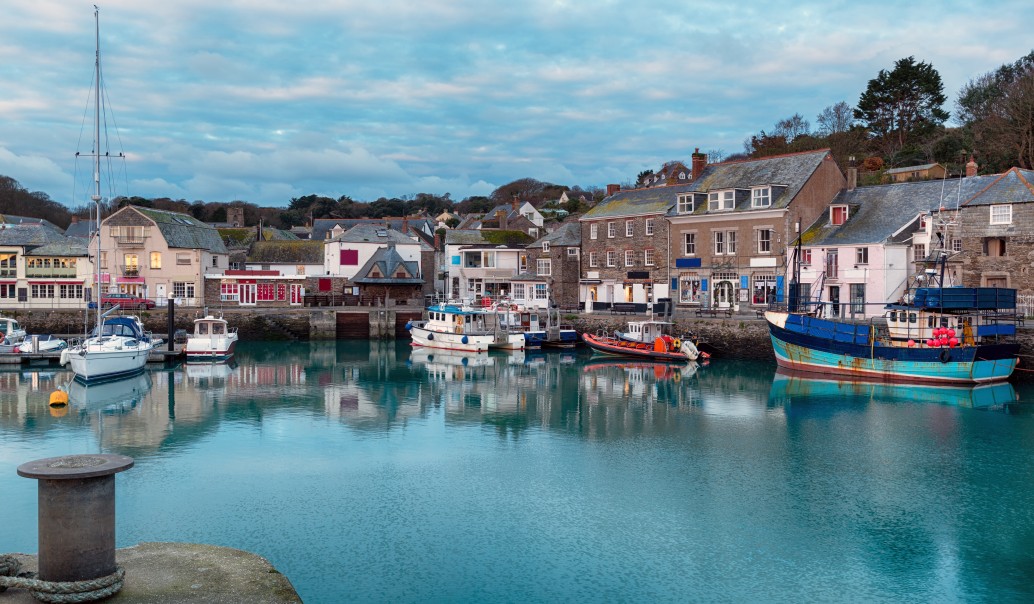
[49,391,69,407]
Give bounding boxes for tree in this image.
[957,50,1034,171]
[815,101,854,136]
[855,56,949,157]
[774,113,811,142]
[744,131,789,157]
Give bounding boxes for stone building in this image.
[522,222,581,309]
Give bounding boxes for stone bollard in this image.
[17,454,134,582]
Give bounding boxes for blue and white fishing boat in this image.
[407,301,500,353]
[766,216,1020,384]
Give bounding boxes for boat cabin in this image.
[885,287,1017,345]
[0,317,26,342]
[194,316,229,337]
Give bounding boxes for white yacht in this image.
[185,315,239,362]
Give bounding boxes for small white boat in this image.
[65,316,155,382]
[15,335,68,353]
[614,320,704,361]
[407,302,498,353]
[185,315,239,362]
[0,316,27,344]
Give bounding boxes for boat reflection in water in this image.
[183,358,239,382]
[769,369,1018,409]
[65,370,154,414]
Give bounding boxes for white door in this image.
[241,283,257,305]
[715,281,735,308]
[156,284,166,301]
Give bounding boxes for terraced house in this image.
[666,150,845,310]
[579,184,681,309]
[0,223,90,309]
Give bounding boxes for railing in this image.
[24,267,78,278]
[113,235,147,246]
[1018,294,1034,319]
[120,265,140,277]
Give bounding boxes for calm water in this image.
[2,341,1034,603]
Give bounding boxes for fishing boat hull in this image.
[489,333,527,350]
[185,335,238,361]
[409,323,493,353]
[765,311,1018,384]
[582,333,695,363]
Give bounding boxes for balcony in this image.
[113,234,147,247]
[0,268,15,278]
[25,267,78,278]
[121,265,140,277]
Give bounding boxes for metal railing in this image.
[25,267,78,278]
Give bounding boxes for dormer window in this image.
[677,194,694,214]
[831,205,849,225]
[918,214,927,229]
[678,171,686,180]
[708,190,735,211]
[751,187,771,208]
[542,242,550,253]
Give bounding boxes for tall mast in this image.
[92,6,102,332]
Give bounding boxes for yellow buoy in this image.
[49,391,69,407]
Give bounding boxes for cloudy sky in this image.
[1,1,1031,208]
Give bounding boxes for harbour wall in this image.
[6,308,1033,379]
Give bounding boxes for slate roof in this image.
[352,245,423,285]
[134,208,228,254]
[962,168,1034,206]
[444,229,489,245]
[0,214,62,232]
[24,240,89,257]
[64,219,97,239]
[331,224,420,245]
[527,222,580,249]
[668,149,833,215]
[581,183,693,220]
[803,176,1001,247]
[247,240,325,264]
[0,223,70,248]
[311,218,436,241]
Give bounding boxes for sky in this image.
[1,1,1032,209]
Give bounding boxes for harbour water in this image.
[2,341,1034,602]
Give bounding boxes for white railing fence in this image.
[1017,294,1034,319]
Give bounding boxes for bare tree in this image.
[816,101,854,135]
[774,113,811,142]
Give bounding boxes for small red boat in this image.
[582,332,703,362]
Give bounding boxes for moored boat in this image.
[614,319,704,360]
[15,334,68,353]
[185,315,239,362]
[582,331,699,363]
[407,302,497,352]
[0,316,27,345]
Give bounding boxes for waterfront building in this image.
[579,183,681,309]
[99,206,228,305]
[443,229,535,304]
[0,224,90,309]
[666,149,845,311]
[522,221,582,309]
[324,224,425,281]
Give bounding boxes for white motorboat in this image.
[0,316,27,344]
[15,335,68,353]
[185,315,239,362]
[406,301,498,353]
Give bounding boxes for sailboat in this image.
[65,7,154,383]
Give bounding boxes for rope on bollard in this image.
[0,556,124,603]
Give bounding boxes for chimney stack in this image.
[606,184,620,197]
[71,216,79,224]
[966,154,978,178]
[496,209,508,230]
[691,148,707,181]
[847,156,857,191]
[511,194,520,212]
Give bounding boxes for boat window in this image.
[888,311,897,322]
[908,313,917,323]
[199,323,209,335]
[927,317,935,328]
[213,323,224,335]
[940,318,949,327]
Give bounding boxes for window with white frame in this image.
[708,190,735,211]
[645,219,654,236]
[31,284,55,298]
[727,231,737,254]
[913,244,926,261]
[678,194,694,214]
[59,284,83,299]
[757,229,773,253]
[567,248,579,258]
[714,231,725,255]
[483,251,496,268]
[684,233,696,255]
[512,283,526,300]
[644,249,655,266]
[751,187,771,208]
[626,220,634,237]
[952,238,962,253]
[831,206,848,225]
[608,222,616,238]
[220,282,239,301]
[679,274,703,304]
[537,258,551,276]
[519,254,528,272]
[542,242,550,253]
[801,249,812,265]
[606,251,616,267]
[173,282,195,299]
[990,204,1012,224]
[856,247,869,264]
[590,223,598,239]
[589,252,598,267]
[624,250,634,267]
[534,284,547,300]
[0,284,15,298]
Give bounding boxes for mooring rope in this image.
[0,555,124,603]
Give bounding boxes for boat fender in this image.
[405,321,412,330]
[939,348,950,363]
[427,333,434,341]
[462,336,469,344]
[49,391,68,407]
[672,338,682,351]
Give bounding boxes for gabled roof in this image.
[311,217,435,241]
[803,176,1000,247]
[331,224,419,245]
[247,240,325,264]
[581,183,693,220]
[527,222,580,249]
[352,245,423,285]
[24,240,89,257]
[133,208,228,254]
[683,149,833,211]
[0,223,70,248]
[64,219,97,239]
[962,168,1034,206]
[0,214,62,232]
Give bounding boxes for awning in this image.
[117,277,145,283]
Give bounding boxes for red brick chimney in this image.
[966,154,978,177]
[511,194,520,212]
[496,209,508,230]
[434,231,440,250]
[691,148,707,181]
[606,184,620,197]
